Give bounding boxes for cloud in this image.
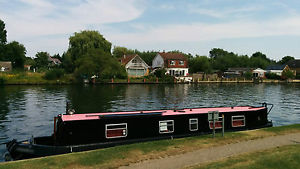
[107,16,300,47]
[0,0,145,56]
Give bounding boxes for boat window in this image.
[209,116,223,129]
[105,123,127,139]
[232,115,245,127]
[159,120,174,134]
[189,118,198,131]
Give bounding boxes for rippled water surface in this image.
[1,83,300,161]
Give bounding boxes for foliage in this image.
[43,68,65,80]
[189,55,212,73]
[278,56,294,65]
[4,41,26,69]
[112,46,135,58]
[281,69,295,80]
[34,51,50,69]
[265,72,281,80]
[154,68,166,78]
[0,19,6,45]
[0,76,5,84]
[243,71,253,79]
[74,48,127,79]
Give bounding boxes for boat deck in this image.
[61,106,265,122]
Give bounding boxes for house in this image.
[224,68,253,78]
[24,65,32,71]
[252,68,266,78]
[286,59,300,75]
[152,52,189,76]
[0,61,12,72]
[119,54,149,77]
[265,65,292,76]
[48,56,61,66]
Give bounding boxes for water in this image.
[1,83,300,161]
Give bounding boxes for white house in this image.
[265,65,290,76]
[119,54,149,77]
[152,52,189,76]
[252,68,266,78]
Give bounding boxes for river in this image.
[1,83,300,161]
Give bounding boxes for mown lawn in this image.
[0,124,300,169]
[190,144,300,169]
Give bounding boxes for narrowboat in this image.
[4,103,273,161]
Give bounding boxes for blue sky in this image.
[1,0,300,60]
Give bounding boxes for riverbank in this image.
[1,124,300,169]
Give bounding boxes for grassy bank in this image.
[1,124,300,169]
[190,144,300,169]
[0,72,75,85]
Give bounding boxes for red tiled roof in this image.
[158,52,187,61]
[119,54,138,65]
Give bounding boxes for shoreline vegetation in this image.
[1,72,300,85]
[0,124,300,169]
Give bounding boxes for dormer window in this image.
[170,60,175,65]
[179,61,184,65]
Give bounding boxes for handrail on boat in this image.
[260,102,274,114]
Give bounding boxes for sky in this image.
[1,0,300,61]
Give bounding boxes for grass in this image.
[189,144,300,169]
[0,72,75,85]
[1,124,300,169]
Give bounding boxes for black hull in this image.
[6,121,272,161]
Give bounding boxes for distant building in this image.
[152,52,189,76]
[48,56,61,66]
[0,61,12,72]
[252,68,266,78]
[286,59,300,75]
[224,68,253,78]
[265,65,293,76]
[119,54,149,77]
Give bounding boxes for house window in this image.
[105,123,127,139]
[170,60,175,65]
[232,115,245,127]
[189,118,198,131]
[159,120,174,134]
[209,116,223,129]
[179,61,184,65]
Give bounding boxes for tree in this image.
[34,52,50,69]
[278,56,294,65]
[189,55,212,73]
[0,19,7,60]
[4,41,26,69]
[74,48,127,79]
[281,69,295,80]
[112,46,135,58]
[0,19,7,45]
[66,30,112,73]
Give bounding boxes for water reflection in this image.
[0,83,300,161]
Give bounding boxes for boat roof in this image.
[61,106,266,122]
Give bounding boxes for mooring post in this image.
[222,114,225,137]
[213,112,215,138]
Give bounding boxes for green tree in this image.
[4,41,26,69]
[112,46,135,58]
[278,56,294,65]
[281,69,295,80]
[74,48,126,79]
[189,55,212,73]
[0,19,7,60]
[0,19,6,45]
[34,52,50,69]
[66,30,112,73]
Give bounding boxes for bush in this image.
[265,72,281,80]
[44,69,65,80]
[281,70,295,80]
[0,77,5,85]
